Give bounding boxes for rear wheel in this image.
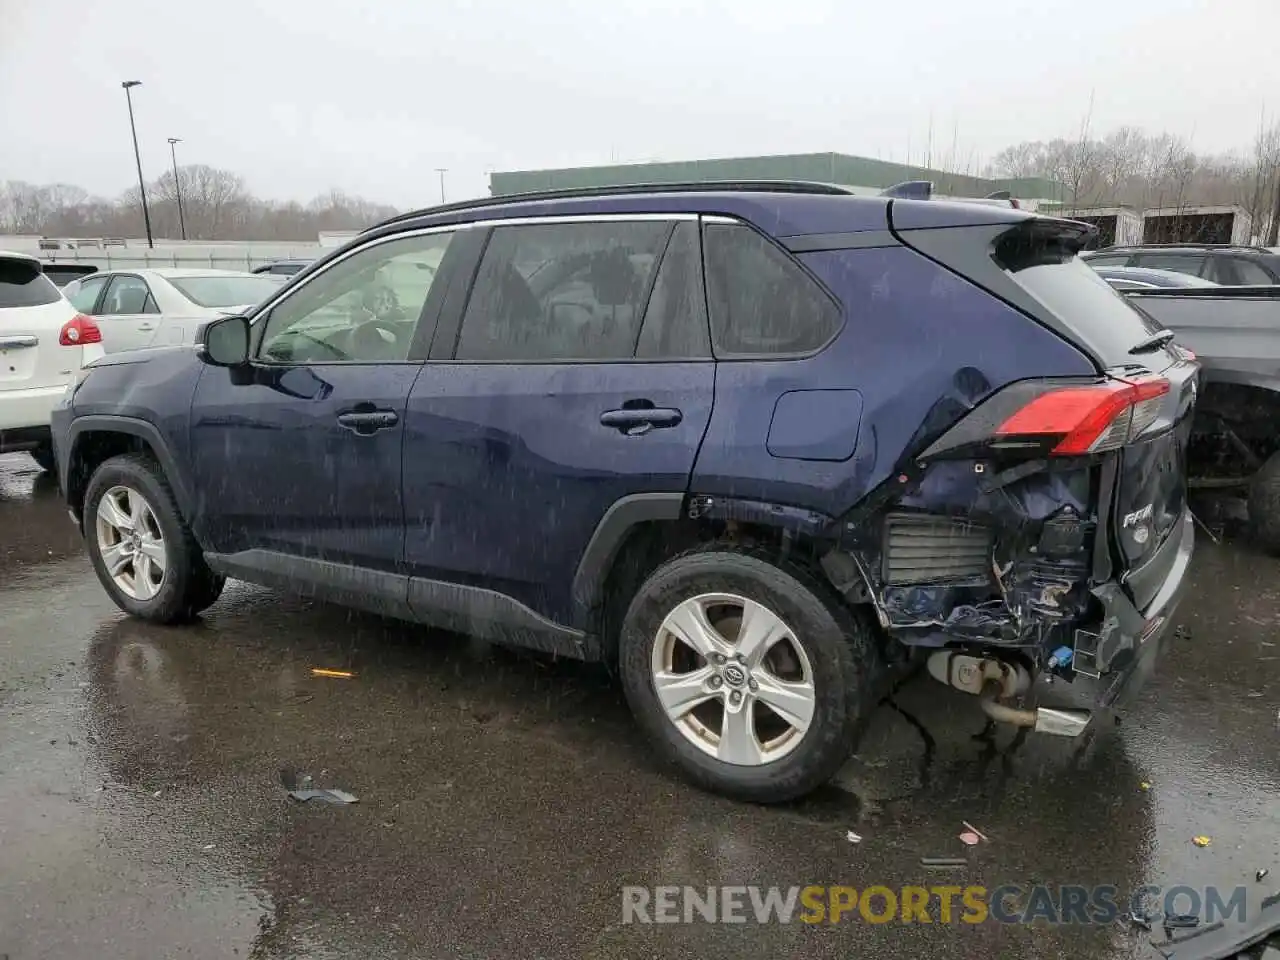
[618,544,878,803]
[84,453,225,622]
[1247,451,1280,554]
[30,443,56,474]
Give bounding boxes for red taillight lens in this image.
[995,377,1170,455]
[59,314,102,346]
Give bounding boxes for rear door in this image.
[95,274,162,352]
[403,216,715,626]
[0,255,77,398]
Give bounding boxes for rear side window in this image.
[1232,258,1276,285]
[0,259,60,308]
[69,275,108,313]
[456,220,671,361]
[703,222,840,357]
[635,222,710,359]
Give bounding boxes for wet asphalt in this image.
[1,452,1278,960]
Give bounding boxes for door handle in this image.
[0,335,38,349]
[337,409,400,435]
[600,406,683,436]
[136,322,157,331]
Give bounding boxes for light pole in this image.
[435,168,448,204]
[167,137,187,240]
[121,80,154,248]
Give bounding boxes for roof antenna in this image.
[881,180,933,200]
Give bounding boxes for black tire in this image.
[618,542,879,803]
[30,443,56,474]
[1247,451,1280,554]
[83,453,226,623]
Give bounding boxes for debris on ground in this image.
[920,857,968,869]
[1258,868,1271,882]
[1164,913,1201,930]
[1140,781,1152,791]
[962,821,990,842]
[959,831,981,846]
[311,668,355,679]
[845,830,862,844]
[1130,912,1153,931]
[280,766,358,804]
[1192,835,1212,848]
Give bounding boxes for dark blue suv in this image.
[51,182,1198,802]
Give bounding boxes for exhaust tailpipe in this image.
[979,687,1090,738]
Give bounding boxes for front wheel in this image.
[618,544,878,803]
[83,453,226,622]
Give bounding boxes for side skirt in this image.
[204,549,596,660]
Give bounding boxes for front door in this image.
[188,227,458,573]
[403,218,715,626]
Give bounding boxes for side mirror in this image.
[201,315,250,366]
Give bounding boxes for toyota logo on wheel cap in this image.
[722,664,747,686]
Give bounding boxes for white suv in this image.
[0,251,105,472]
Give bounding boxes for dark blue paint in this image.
[401,361,714,624]
[766,389,864,461]
[56,187,1103,633]
[691,246,1095,518]
[188,362,418,570]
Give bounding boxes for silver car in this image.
[62,268,282,354]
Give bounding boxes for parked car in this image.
[50,181,1198,802]
[42,263,99,288]
[1082,244,1280,285]
[1089,265,1220,291]
[61,268,282,354]
[0,251,104,472]
[251,259,312,278]
[1117,284,1280,549]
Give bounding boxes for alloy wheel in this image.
[95,485,167,601]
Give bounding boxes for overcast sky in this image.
[3,0,1279,208]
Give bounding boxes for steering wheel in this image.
[266,329,348,362]
[348,318,403,359]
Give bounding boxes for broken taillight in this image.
[995,377,1170,455]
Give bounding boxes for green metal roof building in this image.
[489,152,1065,202]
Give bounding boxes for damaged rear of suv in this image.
[820,208,1197,743]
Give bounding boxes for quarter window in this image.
[258,231,453,363]
[1232,258,1275,285]
[68,275,108,313]
[455,220,672,361]
[703,222,840,356]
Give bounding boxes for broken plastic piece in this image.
[1258,868,1270,882]
[921,857,968,869]
[289,788,358,804]
[1130,912,1153,931]
[959,831,981,846]
[311,668,355,679]
[1139,781,1152,791]
[1164,913,1201,929]
[846,830,862,844]
[962,821,989,842]
[1192,835,1211,848]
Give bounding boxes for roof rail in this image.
[1100,242,1262,252]
[367,179,856,232]
[985,190,1012,201]
[880,180,934,200]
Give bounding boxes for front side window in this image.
[102,275,159,315]
[703,222,841,357]
[455,220,672,361]
[258,230,453,364]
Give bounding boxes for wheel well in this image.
[592,517,828,665]
[67,431,156,522]
[1192,382,1280,474]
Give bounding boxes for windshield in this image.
[164,274,281,309]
